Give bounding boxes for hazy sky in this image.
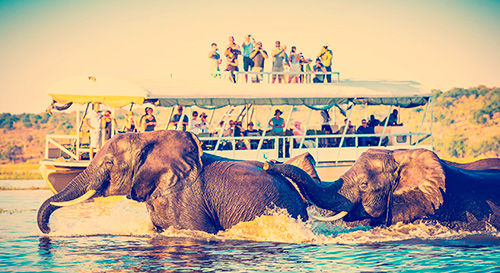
[1,0,499,113]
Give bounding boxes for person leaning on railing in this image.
[313,58,327,83]
[243,122,262,150]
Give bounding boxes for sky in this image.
[1,0,499,113]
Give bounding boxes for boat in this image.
[41,74,433,193]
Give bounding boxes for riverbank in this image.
[0,162,42,180]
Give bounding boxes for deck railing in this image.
[212,71,341,84]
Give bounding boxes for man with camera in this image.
[249,41,268,83]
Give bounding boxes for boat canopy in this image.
[48,76,149,108]
[146,79,431,109]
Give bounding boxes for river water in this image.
[1,180,499,272]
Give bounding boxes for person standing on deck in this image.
[288,46,301,83]
[249,41,268,83]
[140,107,157,132]
[320,110,332,132]
[124,111,137,132]
[317,45,333,83]
[242,34,255,83]
[269,109,285,134]
[102,110,117,141]
[189,111,203,135]
[208,43,222,78]
[225,36,241,83]
[85,102,103,159]
[271,41,286,84]
[171,106,189,131]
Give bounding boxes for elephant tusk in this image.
[310,211,348,222]
[50,190,96,207]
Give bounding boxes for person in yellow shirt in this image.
[317,45,333,83]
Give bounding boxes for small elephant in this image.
[265,149,500,229]
[38,131,312,234]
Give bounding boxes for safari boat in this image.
[41,74,433,194]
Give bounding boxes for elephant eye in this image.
[360,181,369,191]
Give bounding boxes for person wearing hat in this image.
[140,107,157,132]
[171,106,189,131]
[268,109,285,134]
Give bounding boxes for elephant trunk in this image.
[37,166,101,233]
[264,162,353,212]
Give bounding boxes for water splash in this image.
[45,196,499,244]
[49,196,154,236]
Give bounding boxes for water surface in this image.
[0,181,499,272]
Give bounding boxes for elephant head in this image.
[38,130,203,233]
[266,149,447,225]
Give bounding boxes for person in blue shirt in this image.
[242,34,255,83]
[269,109,285,134]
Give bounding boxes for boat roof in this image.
[48,76,431,109]
[48,76,149,108]
[146,79,431,108]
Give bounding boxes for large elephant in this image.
[265,149,500,229]
[38,130,311,234]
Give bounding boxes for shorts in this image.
[243,56,254,72]
[226,65,239,72]
[90,129,102,148]
[272,66,284,80]
[290,63,301,73]
[251,66,263,82]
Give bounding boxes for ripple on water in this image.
[1,189,499,272]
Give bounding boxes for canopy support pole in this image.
[377,105,393,147]
[336,105,353,164]
[256,106,274,160]
[298,108,313,151]
[415,100,430,145]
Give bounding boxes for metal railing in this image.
[211,71,341,84]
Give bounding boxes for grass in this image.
[0,161,42,180]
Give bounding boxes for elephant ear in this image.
[390,149,446,223]
[284,152,319,182]
[129,131,203,201]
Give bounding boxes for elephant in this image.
[264,148,500,229]
[38,130,313,234]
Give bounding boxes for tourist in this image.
[313,58,327,83]
[271,41,286,84]
[242,34,255,83]
[85,102,103,159]
[171,106,189,131]
[199,112,209,133]
[288,46,301,83]
[208,42,222,78]
[317,45,333,83]
[268,109,285,134]
[140,107,157,132]
[102,110,117,141]
[383,109,402,126]
[249,41,268,83]
[225,36,241,83]
[124,111,137,132]
[189,111,203,135]
[320,110,332,132]
[356,119,374,146]
[367,114,381,128]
